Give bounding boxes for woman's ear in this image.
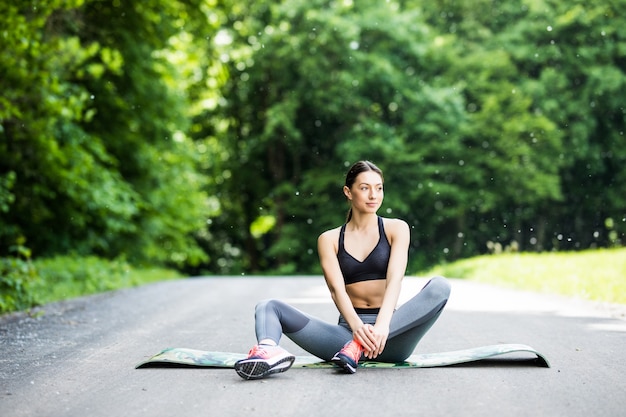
[343,185,352,200]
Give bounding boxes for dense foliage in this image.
[1,0,212,268]
[1,0,624,284]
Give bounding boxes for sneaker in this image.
[234,344,295,380]
[331,340,364,374]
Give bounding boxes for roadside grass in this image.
[420,247,626,304]
[33,256,182,305]
[6,248,624,315]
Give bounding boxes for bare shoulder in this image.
[381,217,410,241]
[317,226,341,247]
[381,217,409,232]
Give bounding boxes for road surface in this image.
[1,276,625,417]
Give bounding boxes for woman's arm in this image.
[317,230,379,353]
[370,218,410,357]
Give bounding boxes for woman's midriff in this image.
[346,279,386,309]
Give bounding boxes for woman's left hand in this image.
[363,324,389,359]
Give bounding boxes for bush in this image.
[1,249,182,314]
[0,244,40,314]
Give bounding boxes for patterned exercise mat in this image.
[135,343,550,369]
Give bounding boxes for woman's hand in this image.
[353,323,389,359]
[368,324,389,359]
[352,323,377,355]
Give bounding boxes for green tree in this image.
[0,0,214,267]
[199,0,472,272]
[420,0,625,251]
[510,0,626,249]
[2,0,623,279]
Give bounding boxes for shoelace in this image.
[247,345,265,357]
[342,341,363,361]
[248,344,275,358]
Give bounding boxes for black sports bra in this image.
[337,216,391,285]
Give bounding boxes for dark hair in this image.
[344,160,384,222]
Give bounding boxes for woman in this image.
[234,160,451,380]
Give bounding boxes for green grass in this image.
[33,256,182,305]
[420,248,626,304]
[5,248,624,315]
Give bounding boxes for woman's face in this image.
[344,171,384,215]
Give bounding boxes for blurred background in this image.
[1,0,624,311]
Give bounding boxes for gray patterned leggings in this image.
[254,276,451,362]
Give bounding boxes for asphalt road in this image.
[1,276,625,417]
